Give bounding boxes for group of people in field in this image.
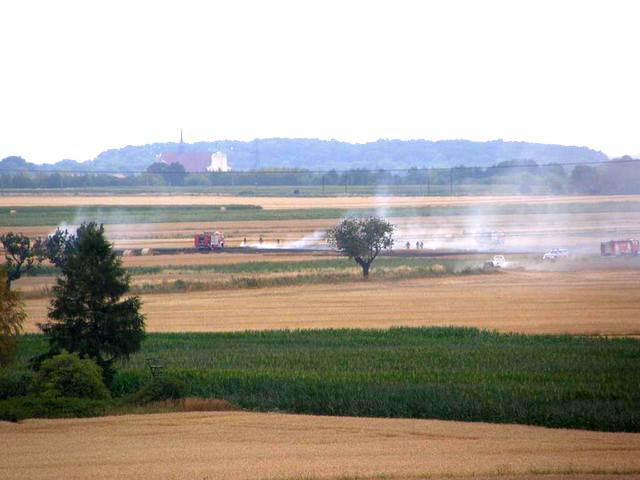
[406,240,425,249]
[240,236,281,247]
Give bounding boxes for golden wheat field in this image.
[1,193,640,209]
[1,411,639,480]
[21,268,640,335]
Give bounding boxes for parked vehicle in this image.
[542,248,569,261]
[194,231,225,250]
[600,239,640,256]
[484,255,506,268]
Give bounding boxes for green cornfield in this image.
[15,327,640,432]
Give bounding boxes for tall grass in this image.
[128,256,476,275]
[14,328,640,431]
[20,258,486,298]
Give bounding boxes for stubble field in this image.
[2,411,640,480]
[20,267,640,336]
[2,193,640,208]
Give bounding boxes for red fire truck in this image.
[194,231,225,250]
[600,239,640,256]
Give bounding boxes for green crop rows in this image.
[15,328,640,432]
[2,201,640,226]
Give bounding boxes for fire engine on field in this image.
[194,231,225,251]
[600,239,639,256]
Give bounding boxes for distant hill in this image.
[2,139,608,172]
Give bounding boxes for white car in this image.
[542,248,569,261]
[484,255,506,268]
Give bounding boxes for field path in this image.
[23,269,640,335]
[1,411,639,480]
[2,194,640,209]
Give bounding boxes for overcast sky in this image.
[1,0,638,164]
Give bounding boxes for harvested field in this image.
[1,411,639,480]
[120,251,333,267]
[1,193,640,209]
[22,268,640,335]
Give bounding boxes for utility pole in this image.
[426,169,430,196]
[254,139,260,170]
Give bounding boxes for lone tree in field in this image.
[0,232,46,288]
[39,222,145,384]
[327,217,395,278]
[0,266,26,366]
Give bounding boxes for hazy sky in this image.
[1,0,638,164]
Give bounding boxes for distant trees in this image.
[146,162,187,186]
[570,165,601,194]
[39,222,145,384]
[0,154,638,194]
[597,157,640,194]
[327,217,395,278]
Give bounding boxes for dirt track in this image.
[1,193,639,209]
[1,411,639,480]
[22,268,640,335]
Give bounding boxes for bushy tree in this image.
[0,267,26,366]
[39,222,145,384]
[146,161,187,186]
[35,351,110,400]
[0,232,46,288]
[327,217,395,278]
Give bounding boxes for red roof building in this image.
[156,131,229,173]
[157,151,213,172]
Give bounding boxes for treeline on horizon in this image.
[0,157,638,195]
[0,138,609,173]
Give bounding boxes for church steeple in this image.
[177,128,185,154]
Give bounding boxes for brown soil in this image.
[22,268,640,335]
[1,411,639,480]
[122,251,334,267]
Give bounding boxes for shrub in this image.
[0,369,33,400]
[0,395,109,422]
[35,351,110,400]
[431,264,446,274]
[132,375,189,404]
[0,267,26,366]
